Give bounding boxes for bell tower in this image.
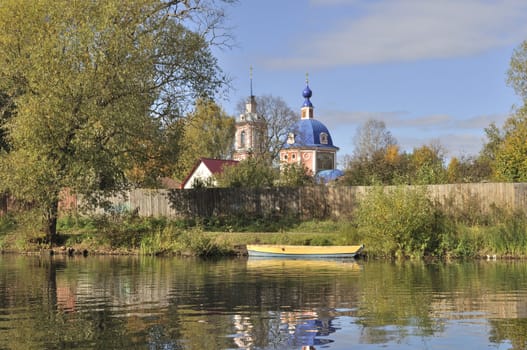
[233,67,267,161]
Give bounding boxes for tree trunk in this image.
[45,199,59,246]
[0,192,7,217]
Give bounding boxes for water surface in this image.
[1,255,527,349]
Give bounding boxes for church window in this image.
[240,131,246,148]
[320,132,328,145]
[316,152,334,171]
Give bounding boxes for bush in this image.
[354,186,444,258]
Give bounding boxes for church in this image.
[278,79,340,176]
[183,76,342,188]
[233,77,340,178]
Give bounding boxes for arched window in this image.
[240,131,246,148]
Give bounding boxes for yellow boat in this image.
[246,244,364,258]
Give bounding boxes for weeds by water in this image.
[3,188,527,259]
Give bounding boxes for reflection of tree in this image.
[355,261,445,344]
[489,319,527,350]
[5,256,527,349]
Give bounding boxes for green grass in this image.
[2,204,527,259]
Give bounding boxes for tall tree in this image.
[0,91,14,152]
[352,119,397,161]
[493,111,527,181]
[176,98,235,179]
[236,94,297,162]
[0,0,231,242]
[487,39,527,181]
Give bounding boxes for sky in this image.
[213,0,527,165]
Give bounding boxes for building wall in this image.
[183,163,213,189]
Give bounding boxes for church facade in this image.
[279,81,339,176]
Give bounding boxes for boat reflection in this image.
[246,257,363,272]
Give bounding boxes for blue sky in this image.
[214,0,527,164]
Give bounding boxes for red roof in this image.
[180,158,239,189]
[200,158,238,174]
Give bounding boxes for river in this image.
[1,255,526,349]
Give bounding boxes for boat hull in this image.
[246,244,364,258]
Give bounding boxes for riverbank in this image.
[1,207,527,259]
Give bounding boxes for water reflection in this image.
[2,255,527,349]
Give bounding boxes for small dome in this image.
[302,85,312,98]
[302,84,313,107]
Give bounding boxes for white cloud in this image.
[267,0,527,68]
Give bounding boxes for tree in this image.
[352,119,397,161]
[278,163,313,187]
[0,91,14,152]
[216,157,277,188]
[507,40,527,101]
[493,111,527,181]
[447,155,492,183]
[0,0,232,242]
[485,39,527,182]
[409,142,447,184]
[236,94,297,162]
[175,98,235,179]
[342,120,404,185]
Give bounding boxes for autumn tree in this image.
[342,119,405,185]
[493,112,527,181]
[409,142,447,184]
[482,39,527,181]
[0,0,231,242]
[175,98,235,180]
[352,119,397,161]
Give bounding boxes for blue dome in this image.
[302,84,313,107]
[302,85,312,98]
[283,119,338,149]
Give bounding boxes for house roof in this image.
[200,158,239,174]
[180,158,239,189]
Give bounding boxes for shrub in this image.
[354,186,444,258]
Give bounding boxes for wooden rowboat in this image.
[246,244,364,258]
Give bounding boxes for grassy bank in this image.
[2,186,527,259]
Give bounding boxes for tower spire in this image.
[301,74,314,119]
[250,65,254,97]
[245,66,257,114]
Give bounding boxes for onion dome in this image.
[302,84,313,107]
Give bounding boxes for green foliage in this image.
[175,98,235,180]
[480,211,527,256]
[355,186,444,258]
[216,157,277,188]
[178,227,231,256]
[278,163,314,186]
[0,0,230,241]
[493,112,527,181]
[140,226,182,256]
[507,39,527,100]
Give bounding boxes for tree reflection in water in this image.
[1,256,527,349]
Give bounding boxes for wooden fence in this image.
[66,182,527,220]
